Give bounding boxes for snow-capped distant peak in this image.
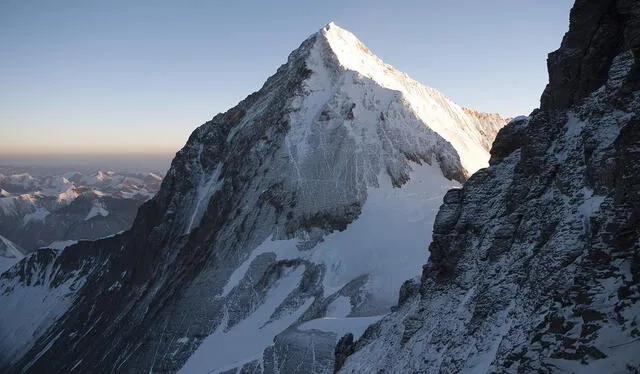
[0,235,25,274]
[0,235,24,259]
[148,172,163,181]
[320,22,387,78]
[85,201,109,221]
[57,185,79,203]
[96,171,109,181]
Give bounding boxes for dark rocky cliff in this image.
[541,0,640,110]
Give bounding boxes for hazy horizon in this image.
[0,152,173,173]
[2,0,574,156]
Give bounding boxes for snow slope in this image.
[182,162,457,372]
[0,235,25,274]
[218,163,458,306]
[179,268,313,373]
[0,251,86,365]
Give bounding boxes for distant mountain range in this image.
[0,166,163,255]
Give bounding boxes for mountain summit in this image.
[0,23,505,373]
[307,22,504,176]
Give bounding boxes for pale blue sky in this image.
[1,0,574,156]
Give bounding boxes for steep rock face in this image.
[541,0,640,110]
[0,24,506,373]
[339,1,640,373]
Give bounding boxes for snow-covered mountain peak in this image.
[318,22,398,84]
[308,22,506,174]
[0,235,24,274]
[0,24,507,374]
